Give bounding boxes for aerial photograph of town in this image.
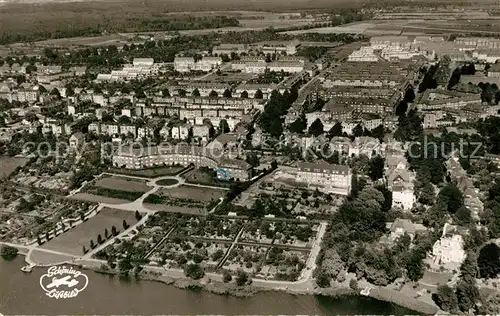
[1,0,500,314]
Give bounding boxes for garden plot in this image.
[149,239,230,268]
[240,220,277,244]
[257,247,309,281]
[222,244,268,274]
[272,222,318,248]
[172,216,243,241]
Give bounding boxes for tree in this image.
[0,245,18,260]
[316,271,332,288]
[246,152,260,167]
[50,88,61,98]
[97,234,103,244]
[223,89,232,98]
[240,91,248,98]
[211,249,224,261]
[235,269,249,286]
[432,284,459,313]
[352,124,363,137]
[308,118,324,137]
[419,182,435,205]
[460,252,478,283]
[254,89,263,99]
[219,119,230,133]
[162,88,170,97]
[184,263,205,280]
[104,228,109,239]
[118,256,133,274]
[122,220,128,230]
[406,249,425,282]
[37,236,42,245]
[328,122,343,138]
[45,231,50,241]
[192,88,200,97]
[135,211,142,221]
[268,118,283,138]
[289,115,306,134]
[82,245,87,254]
[80,213,85,221]
[478,243,500,279]
[456,280,479,312]
[438,183,464,214]
[222,270,232,283]
[112,225,118,236]
[367,156,384,181]
[455,206,472,226]
[90,239,95,249]
[66,86,75,97]
[178,89,187,97]
[209,90,218,98]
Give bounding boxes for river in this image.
[0,258,418,315]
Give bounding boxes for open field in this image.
[39,208,137,256]
[95,176,150,193]
[70,193,131,205]
[285,18,500,36]
[109,166,185,178]
[156,185,226,202]
[0,157,29,179]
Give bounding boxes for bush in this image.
[184,263,205,280]
[236,269,249,286]
[0,245,18,260]
[223,270,232,283]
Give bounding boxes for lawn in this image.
[157,185,227,202]
[40,208,138,256]
[95,176,150,192]
[109,166,185,178]
[70,193,131,205]
[84,187,144,201]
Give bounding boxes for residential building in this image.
[388,218,427,242]
[69,132,85,149]
[431,223,466,268]
[171,125,191,140]
[296,160,352,195]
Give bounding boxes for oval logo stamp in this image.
[39,266,88,299]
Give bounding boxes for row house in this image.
[174,56,222,73]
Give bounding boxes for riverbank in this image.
[87,263,430,315]
[0,257,421,315]
[5,249,430,314]
[369,287,438,315]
